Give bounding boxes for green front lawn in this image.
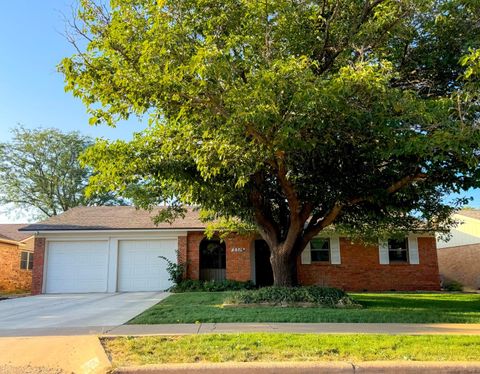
[129,292,480,324]
[102,334,480,365]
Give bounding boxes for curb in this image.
[112,361,480,373]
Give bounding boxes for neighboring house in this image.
[0,224,35,293]
[437,210,480,290]
[21,206,440,295]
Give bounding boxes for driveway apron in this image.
[0,292,167,330]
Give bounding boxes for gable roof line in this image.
[19,206,207,232]
[0,224,32,241]
[0,234,22,245]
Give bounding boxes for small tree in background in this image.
[0,126,125,219]
[61,0,480,286]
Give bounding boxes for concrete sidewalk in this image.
[0,335,110,374]
[105,322,480,336]
[2,322,480,337]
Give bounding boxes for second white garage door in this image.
[45,240,109,293]
[117,239,177,292]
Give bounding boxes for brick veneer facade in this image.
[0,237,34,292]
[31,232,440,293]
[184,232,255,281]
[181,233,440,291]
[298,237,440,291]
[437,244,480,290]
[31,238,45,295]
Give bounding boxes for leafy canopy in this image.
[62,0,480,246]
[0,126,125,219]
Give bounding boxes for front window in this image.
[388,238,408,263]
[20,251,33,270]
[310,238,330,262]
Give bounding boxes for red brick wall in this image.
[0,241,33,292]
[183,233,440,290]
[185,232,254,282]
[437,244,480,290]
[186,232,203,280]
[297,237,440,291]
[31,237,46,295]
[224,234,254,282]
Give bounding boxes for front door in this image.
[255,240,274,287]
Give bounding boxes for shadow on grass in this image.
[129,292,480,324]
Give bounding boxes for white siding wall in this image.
[437,214,480,248]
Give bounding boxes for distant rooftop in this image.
[457,209,480,220]
[0,224,30,242]
[20,206,205,232]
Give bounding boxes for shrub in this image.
[443,280,464,292]
[225,286,360,308]
[158,254,186,286]
[172,279,255,292]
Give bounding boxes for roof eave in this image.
[21,227,206,234]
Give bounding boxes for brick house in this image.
[21,206,440,295]
[0,224,35,293]
[437,210,480,290]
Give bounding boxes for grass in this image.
[0,290,30,300]
[102,333,480,365]
[129,292,480,324]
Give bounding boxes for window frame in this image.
[20,251,34,270]
[310,237,331,263]
[387,238,409,264]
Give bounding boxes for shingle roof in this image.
[456,209,480,221]
[0,233,14,242]
[0,224,31,241]
[20,206,206,232]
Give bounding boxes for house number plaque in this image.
[231,247,246,253]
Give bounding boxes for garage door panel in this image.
[46,241,109,293]
[118,239,177,292]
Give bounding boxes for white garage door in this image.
[45,241,109,293]
[118,239,177,292]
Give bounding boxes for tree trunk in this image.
[270,248,297,287]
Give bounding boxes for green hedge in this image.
[225,286,359,308]
[443,280,464,292]
[172,279,255,292]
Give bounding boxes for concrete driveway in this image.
[0,292,167,336]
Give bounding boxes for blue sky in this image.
[0,1,146,222]
[0,1,479,223]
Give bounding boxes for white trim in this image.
[0,238,23,246]
[107,238,119,292]
[378,239,390,265]
[408,235,420,264]
[301,241,311,264]
[42,242,48,294]
[330,235,341,264]
[20,250,34,270]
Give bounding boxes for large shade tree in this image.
[0,126,125,219]
[61,0,480,286]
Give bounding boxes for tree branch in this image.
[302,171,428,246]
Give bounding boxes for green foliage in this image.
[129,292,480,324]
[443,280,464,292]
[61,0,480,283]
[226,286,357,307]
[104,334,480,364]
[158,254,186,287]
[0,125,125,219]
[172,279,254,293]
